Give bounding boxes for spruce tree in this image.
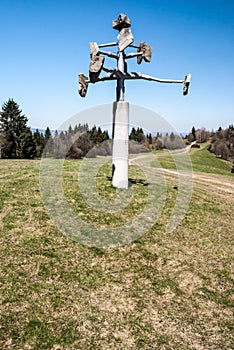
[20,128,36,159]
[129,127,145,143]
[192,126,196,140]
[33,129,45,158]
[148,133,152,144]
[44,126,52,144]
[129,127,136,140]
[43,127,53,156]
[89,126,99,144]
[0,98,35,158]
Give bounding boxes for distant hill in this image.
[31,128,55,135]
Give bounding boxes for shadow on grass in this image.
[107,176,149,187]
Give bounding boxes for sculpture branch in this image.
[125,52,144,59]
[98,50,119,59]
[124,72,184,84]
[98,42,118,48]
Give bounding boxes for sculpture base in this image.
[112,101,129,189]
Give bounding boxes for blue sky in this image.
[0,0,233,133]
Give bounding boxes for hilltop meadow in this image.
[0,142,233,350]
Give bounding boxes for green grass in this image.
[0,150,233,349]
[62,160,148,228]
[152,149,177,170]
[153,142,232,176]
[190,143,232,175]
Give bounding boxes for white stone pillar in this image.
[112,101,129,189]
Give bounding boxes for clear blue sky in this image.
[0,0,233,133]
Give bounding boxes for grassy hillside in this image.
[0,148,233,349]
[154,142,232,176]
[189,143,232,175]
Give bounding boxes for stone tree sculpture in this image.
[78,14,191,189]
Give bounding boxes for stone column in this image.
[112,101,129,189]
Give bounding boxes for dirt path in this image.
[131,153,234,202]
[163,168,234,202]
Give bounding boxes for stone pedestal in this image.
[112,101,129,189]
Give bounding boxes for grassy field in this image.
[154,142,232,176]
[0,146,233,349]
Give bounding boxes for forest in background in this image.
[0,99,234,161]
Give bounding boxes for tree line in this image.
[208,125,234,160]
[0,99,233,161]
[0,99,109,159]
[187,125,234,160]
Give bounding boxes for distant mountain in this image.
[31,128,58,136]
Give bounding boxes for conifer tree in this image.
[129,127,145,143]
[0,98,36,158]
[44,126,52,144]
[33,129,45,158]
[192,126,196,140]
[43,127,53,156]
[20,128,36,159]
[129,127,136,141]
